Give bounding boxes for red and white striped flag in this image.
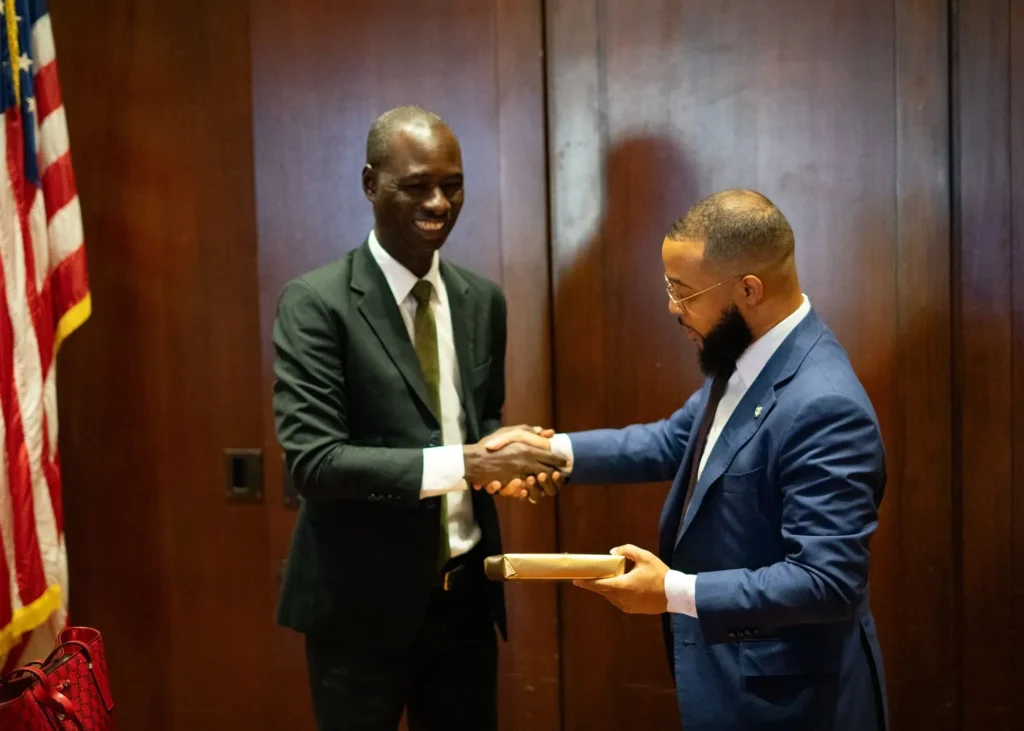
[0,0,89,670]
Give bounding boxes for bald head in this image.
[366,106,448,168]
[668,189,795,274]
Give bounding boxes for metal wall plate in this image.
[224,448,264,503]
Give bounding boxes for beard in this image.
[696,304,754,378]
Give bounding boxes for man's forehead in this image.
[662,237,709,288]
[382,126,461,170]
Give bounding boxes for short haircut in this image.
[366,106,446,167]
[667,189,795,272]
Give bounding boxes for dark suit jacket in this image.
[272,241,507,648]
[568,311,888,731]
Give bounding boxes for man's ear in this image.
[362,164,377,202]
[740,274,765,305]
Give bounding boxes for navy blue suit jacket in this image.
[569,311,888,731]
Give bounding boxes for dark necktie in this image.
[678,369,732,534]
[411,280,449,569]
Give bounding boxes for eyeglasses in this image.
[664,273,744,311]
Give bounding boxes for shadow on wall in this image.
[553,133,703,431]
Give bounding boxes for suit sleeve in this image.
[565,390,702,485]
[478,286,507,439]
[272,279,423,506]
[694,392,885,643]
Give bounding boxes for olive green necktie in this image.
[411,280,450,569]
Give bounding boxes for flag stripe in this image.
[29,11,53,67]
[37,104,67,174]
[0,388,12,630]
[46,194,82,266]
[33,59,60,122]
[40,151,74,218]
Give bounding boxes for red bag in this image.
[0,627,115,730]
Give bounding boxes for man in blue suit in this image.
[487,189,888,730]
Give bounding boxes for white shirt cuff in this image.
[665,570,698,617]
[549,433,574,473]
[420,445,468,498]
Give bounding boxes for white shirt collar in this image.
[367,229,443,305]
[733,294,811,387]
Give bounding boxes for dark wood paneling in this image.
[548,1,952,729]
[893,0,955,727]
[249,2,555,729]
[1013,0,1024,724]
[51,0,270,729]
[955,0,1015,729]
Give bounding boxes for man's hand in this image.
[573,545,669,615]
[473,425,555,499]
[482,428,567,500]
[463,426,567,497]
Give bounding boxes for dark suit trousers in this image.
[304,548,498,731]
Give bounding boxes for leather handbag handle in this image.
[44,639,114,712]
[3,665,85,730]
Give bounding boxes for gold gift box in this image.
[483,553,626,582]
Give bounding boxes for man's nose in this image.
[423,187,450,216]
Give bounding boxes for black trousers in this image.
[305,551,498,731]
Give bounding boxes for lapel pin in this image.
[754,405,763,418]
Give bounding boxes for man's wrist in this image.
[462,443,484,485]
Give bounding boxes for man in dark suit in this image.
[272,105,566,731]
[488,190,888,730]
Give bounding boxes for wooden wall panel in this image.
[547,1,952,729]
[893,0,955,727]
[249,2,555,729]
[51,0,270,729]
[1013,1,1024,725]
[955,0,1019,728]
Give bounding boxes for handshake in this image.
[463,425,568,503]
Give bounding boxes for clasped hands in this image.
[465,426,670,614]
[464,425,566,502]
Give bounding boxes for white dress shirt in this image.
[551,295,811,615]
[367,231,480,558]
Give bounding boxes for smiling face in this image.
[662,235,756,377]
[363,122,464,270]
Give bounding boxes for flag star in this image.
[18,54,31,73]
[26,96,35,116]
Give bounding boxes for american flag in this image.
[0,0,88,670]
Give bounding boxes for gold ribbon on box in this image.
[483,553,626,581]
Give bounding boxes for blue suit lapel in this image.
[659,379,711,560]
[671,310,826,548]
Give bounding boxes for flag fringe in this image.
[0,584,62,656]
[54,292,91,354]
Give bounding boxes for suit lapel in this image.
[675,385,778,544]
[441,261,481,441]
[659,379,712,560]
[351,243,438,422]
[673,311,826,547]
